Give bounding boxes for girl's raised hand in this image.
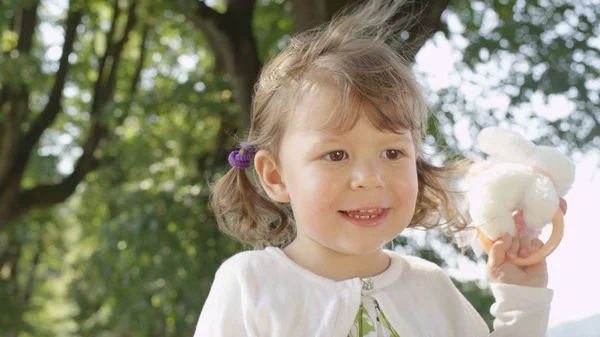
[486,198,567,288]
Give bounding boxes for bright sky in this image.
[414,14,600,328]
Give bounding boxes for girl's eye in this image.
[323,150,348,161]
[382,149,404,160]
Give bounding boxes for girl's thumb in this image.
[487,233,511,269]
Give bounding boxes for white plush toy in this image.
[462,127,576,263]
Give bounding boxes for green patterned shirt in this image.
[348,296,400,337]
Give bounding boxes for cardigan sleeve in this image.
[193,267,248,336]
[426,262,552,337]
[488,283,553,336]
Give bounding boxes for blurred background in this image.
[0,0,598,336]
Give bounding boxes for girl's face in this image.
[275,87,419,256]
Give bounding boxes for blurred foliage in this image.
[431,0,599,158]
[0,0,597,336]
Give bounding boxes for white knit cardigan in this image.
[194,247,553,337]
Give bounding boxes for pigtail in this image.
[411,158,472,234]
[210,151,295,249]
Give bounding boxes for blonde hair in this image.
[211,0,469,249]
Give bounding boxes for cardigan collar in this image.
[265,247,406,293]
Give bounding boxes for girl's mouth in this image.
[339,208,389,227]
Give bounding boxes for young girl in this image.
[194,1,565,336]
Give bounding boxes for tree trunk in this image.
[185,0,450,139]
[292,0,360,32]
[0,1,41,229]
[293,0,450,62]
[181,0,261,131]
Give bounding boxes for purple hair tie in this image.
[228,142,256,169]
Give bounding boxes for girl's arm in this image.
[476,200,568,335]
[480,236,554,336]
[193,267,248,336]
[487,283,553,336]
[478,202,565,336]
[436,265,552,336]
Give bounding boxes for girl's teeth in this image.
[347,213,378,219]
[343,209,384,219]
[351,208,381,213]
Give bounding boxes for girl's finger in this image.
[507,236,520,259]
[531,239,544,252]
[513,210,525,228]
[559,198,568,214]
[488,233,511,268]
[518,237,532,257]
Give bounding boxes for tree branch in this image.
[0,93,29,229]
[130,18,150,98]
[22,240,43,304]
[197,1,226,25]
[226,0,255,21]
[184,0,260,129]
[104,1,138,103]
[22,6,82,164]
[0,1,39,129]
[13,153,118,217]
[0,89,19,183]
[110,11,148,129]
[229,0,260,130]
[292,0,356,32]
[292,0,449,61]
[195,117,234,174]
[11,2,139,217]
[14,1,40,53]
[0,5,82,230]
[180,1,229,73]
[91,0,121,114]
[0,241,18,270]
[8,243,22,290]
[0,1,40,185]
[14,129,102,213]
[402,0,451,62]
[0,87,8,139]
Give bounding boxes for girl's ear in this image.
[254,150,290,203]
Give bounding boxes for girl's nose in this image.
[350,161,385,190]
